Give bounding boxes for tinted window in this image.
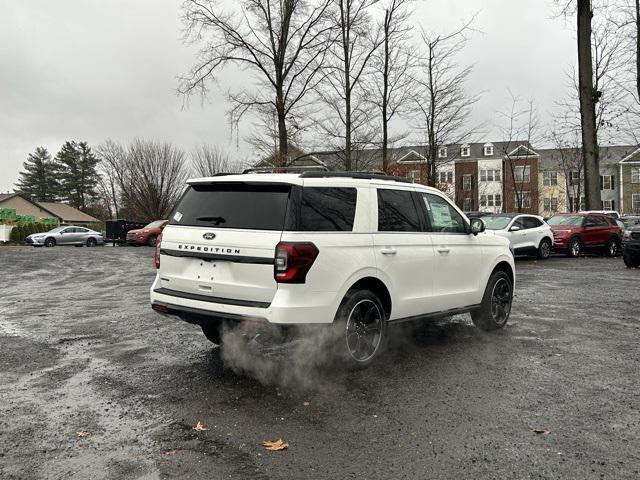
[523,217,542,229]
[377,189,421,232]
[589,215,607,226]
[422,193,466,233]
[299,187,357,231]
[76,228,89,233]
[170,183,291,230]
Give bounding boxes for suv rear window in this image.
[170,183,291,230]
[298,187,357,231]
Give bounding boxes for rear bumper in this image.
[149,276,338,325]
[623,242,640,254]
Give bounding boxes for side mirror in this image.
[509,225,521,232]
[470,218,486,236]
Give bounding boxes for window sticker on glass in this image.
[431,203,453,226]
[173,211,183,222]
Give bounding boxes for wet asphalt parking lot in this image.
[0,245,639,480]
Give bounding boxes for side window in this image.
[377,189,422,232]
[512,218,525,230]
[62,228,74,234]
[299,187,357,232]
[592,215,607,226]
[422,193,466,234]
[77,227,89,233]
[523,217,542,229]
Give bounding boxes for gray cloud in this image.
[0,0,575,192]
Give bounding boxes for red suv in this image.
[548,213,622,257]
[126,220,167,247]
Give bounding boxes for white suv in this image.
[150,172,515,366]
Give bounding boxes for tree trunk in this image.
[636,0,640,103]
[276,88,288,166]
[381,9,390,173]
[577,0,601,210]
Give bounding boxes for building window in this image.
[570,171,581,186]
[480,195,486,207]
[483,143,494,156]
[543,197,559,212]
[463,198,472,211]
[569,196,586,212]
[495,194,502,207]
[514,166,531,183]
[602,199,615,211]
[600,175,615,190]
[407,170,420,182]
[438,147,448,158]
[461,145,470,157]
[543,171,558,186]
[480,169,501,182]
[480,194,501,208]
[514,191,531,209]
[631,167,640,184]
[632,194,640,210]
[462,174,472,191]
[438,171,453,184]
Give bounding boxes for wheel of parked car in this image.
[86,237,97,247]
[605,237,619,257]
[334,289,387,368]
[147,235,157,247]
[44,237,56,248]
[537,238,552,260]
[471,270,513,331]
[567,237,582,258]
[201,322,223,344]
[623,253,640,268]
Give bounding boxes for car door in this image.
[507,217,528,252]
[419,192,484,312]
[75,227,90,244]
[583,215,608,246]
[373,187,436,320]
[522,216,543,249]
[58,227,74,245]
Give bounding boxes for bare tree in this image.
[180,0,333,165]
[548,129,585,212]
[191,144,241,177]
[368,0,416,172]
[410,19,481,187]
[315,0,383,171]
[95,139,128,219]
[499,94,540,213]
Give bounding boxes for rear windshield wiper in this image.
[196,216,227,225]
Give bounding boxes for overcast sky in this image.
[0,0,576,193]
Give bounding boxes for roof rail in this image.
[298,171,412,183]
[242,165,330,174]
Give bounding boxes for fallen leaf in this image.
[529,427,551,437]
[75,431,90,438]
[261,438,289,451]
[193,421,209,432]
[164,449,181,456]
[303,402,310,406]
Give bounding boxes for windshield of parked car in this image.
[482,216,513,230]
[144,220,165,228]
[547,215,583,226]
[621,217,640,227]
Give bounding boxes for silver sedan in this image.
[26,226,104,247]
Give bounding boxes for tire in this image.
[147,235,157,247]
[605,237,619,257]
[537,238,552,260]
[44,237,56,248]
[86,237,97,247]
[567,237,582,258]
[201,322,223,344]
[623,252,640,268]
[471,270,513,331]
[333,289,387,368]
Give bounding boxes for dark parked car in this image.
[622,224,640,268]
[126,220,167,247]
[547,213,622,257]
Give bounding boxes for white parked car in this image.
[482,214,554,259]
[150,172,515,366]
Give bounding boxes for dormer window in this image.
[460,144,470,157]
[483,143,494,156]
[438,147,447,158]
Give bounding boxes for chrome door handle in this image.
[437,247,450,254]
[380,247,397,255]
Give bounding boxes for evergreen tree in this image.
[55,141,101,209]
[15,147,59,202]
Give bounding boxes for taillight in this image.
[154,233,163,269]
[274,242,319,284]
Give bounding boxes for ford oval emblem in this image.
[202,232,216,240]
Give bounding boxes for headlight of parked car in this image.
[624,230,632,239]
